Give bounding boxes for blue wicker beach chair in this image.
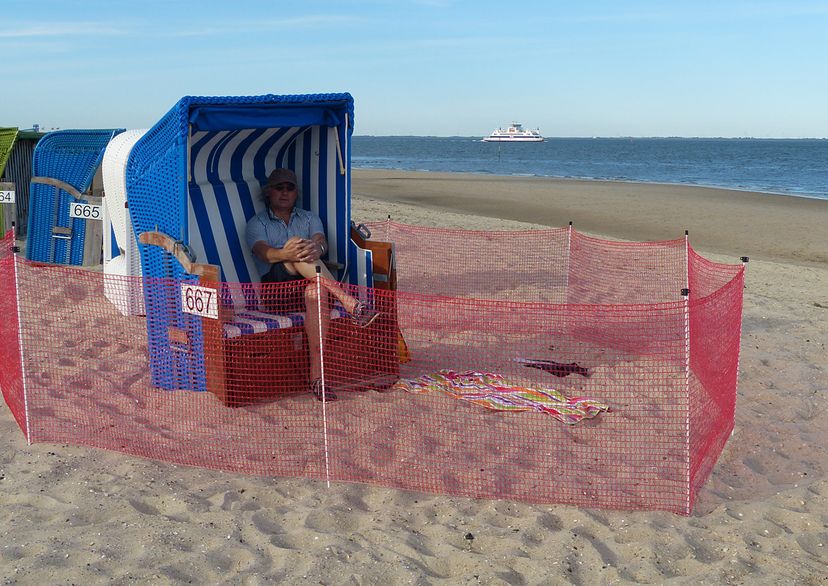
[125,93,398,404]
[25,129,124,265]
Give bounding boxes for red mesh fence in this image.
[687,246,744,510]
[0,224,744,514]
[0,231,26,437]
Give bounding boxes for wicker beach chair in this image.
[0,128,45,239]
[125,93,399,405]
[0,128,16,176]
[101,129,148,316]
[0,128,18,234]
[25,129,124,265]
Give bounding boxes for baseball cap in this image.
[266,168,297,188]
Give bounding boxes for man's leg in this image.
[303,280,336,401]
[285,260,361,314]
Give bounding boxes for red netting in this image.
[0,223,744,514]
[0,231,26,437]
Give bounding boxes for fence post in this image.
[315,265,332,488]
[683,230,691,514]
[11,230,32,445]
[565,221,573,300]
[734,256,749,405]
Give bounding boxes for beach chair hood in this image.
[126,93,358,285]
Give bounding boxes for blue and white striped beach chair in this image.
[124,94,397,403]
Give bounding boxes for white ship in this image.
[482,122,544,142]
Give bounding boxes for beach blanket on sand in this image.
[392,370,609,425]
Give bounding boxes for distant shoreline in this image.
[353,164,828,203]
[351,168,828,266]
[351,136,828,201]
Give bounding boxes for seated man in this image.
[246,168,378,401]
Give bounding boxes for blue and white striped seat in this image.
[223,307,346,339]
[219,281,348,339]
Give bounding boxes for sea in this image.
[352,137,828,201]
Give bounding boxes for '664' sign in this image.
[180,284,218,319]
[0,189,15,204]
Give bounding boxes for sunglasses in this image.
[271,182,296,192]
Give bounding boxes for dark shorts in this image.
[260,263,306,312]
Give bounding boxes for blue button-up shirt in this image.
[245,206,325,277]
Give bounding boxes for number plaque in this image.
[68,202,102,220]
[180,284,218,319]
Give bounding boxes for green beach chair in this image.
[0,128,19,234]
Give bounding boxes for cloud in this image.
[0,14,360,41]
[163,15,362,37]
[0,22,126,38]
[412,0,455,7]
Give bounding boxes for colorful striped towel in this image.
[392,370,609,425]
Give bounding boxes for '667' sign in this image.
[180,284,218,319]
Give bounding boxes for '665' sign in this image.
[68,202,102,220]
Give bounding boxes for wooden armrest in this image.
[350,225,397,290]
[31,176,85,201]
[138,230,220,282]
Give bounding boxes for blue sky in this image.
[3,0,827,137]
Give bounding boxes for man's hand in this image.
[282,237,321,263]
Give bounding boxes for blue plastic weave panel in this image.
[127,111,200,391]
[25,129,123,264]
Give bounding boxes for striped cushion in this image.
[222,308,345,339]
[221,282,262,312]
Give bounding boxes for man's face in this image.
[267,182,298,212]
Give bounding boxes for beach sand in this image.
[1,170,826,584]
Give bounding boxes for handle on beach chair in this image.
[352,221,371,240]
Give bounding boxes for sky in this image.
[2,0,827,138]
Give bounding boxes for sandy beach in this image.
[1,170,827,584]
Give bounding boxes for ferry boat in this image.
[482,122,544,142]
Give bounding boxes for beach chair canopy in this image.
[125,93,366,287]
